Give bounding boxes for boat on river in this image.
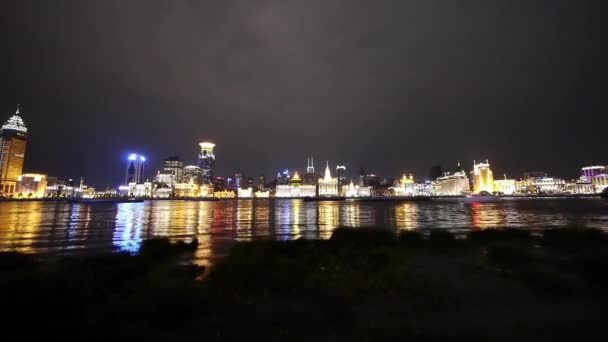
[462,191,499,203]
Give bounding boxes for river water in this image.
[1,198,607,265]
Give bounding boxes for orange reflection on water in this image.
[470,202,506,229]
[0,201,45,253]
[394,202,419,231]
[342,202,361,228]
[318,201,340,238]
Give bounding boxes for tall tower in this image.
[307,157,315,174]
[0,105,28,196]
[336,165,347,186]
[198,142,215,184]
[126,153,146,184]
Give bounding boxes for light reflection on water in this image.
[0,198,607,264]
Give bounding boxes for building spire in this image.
[16,104,20,115]
[324,161,332,180]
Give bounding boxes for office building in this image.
[493,175,516,195]
[393,174,416,196]
[16,173,47,198]
[163,156,183,182]
[198,142,215,184]
[432,163,471,196]
[581,166,606,183]
[472,160,494,194]
[336,165,347,186]
[183,165,203,185]
[581,166,608,193]
[126,154,145,184]
[0,106,28,196]
[258,175,266,190]
[238,187,253,198]
[342,181,371,198]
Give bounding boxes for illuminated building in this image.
[581,166,608,193]
[275,171,316,198]
[358,167,380,188]
[199,184,214,197]
[16,173,47,198]
[493,175,516,195]
[255,190,270,198]
[183,165,203,185]
[303,157,318,185]
[277,169,291,185]
[238,187,253,198]
[532,177,566,194]
[235,172,243,188]
[565,179,595,194]
[163,156,183,182]
[342,181,371,197]
[472,160,494,194]
[154,172,176,187]
[581,166,606,183]
[45,178,82,198]
[198,142,215,184]
[0,106,28,196]
[213,176,226,190]
[152,185,172,199]
[592,174,608,193]
[336,165,347,186]
[318,162,339,197]
[258,175,266,190]
[174,182,199,198]
[128,181,152,197]
[432,163,471,196]
[393,173,415,196]
[126,154,146,184]
[414,181,433,196]
[214,190,236,199]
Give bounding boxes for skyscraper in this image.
[183,165,203,185]
[163,156,183,182]
[303,157,318,185]
[0,106,28,196]
[126,154,146,184]
[336,165,347,186]
[198,142,215,184]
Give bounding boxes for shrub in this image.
[330,227,397,246]
[542,229,608,252]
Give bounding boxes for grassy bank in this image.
[2,228,607,341]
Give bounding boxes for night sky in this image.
[1,0,606,187]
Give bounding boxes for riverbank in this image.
[0,193,603,202]
[1,228,607,340]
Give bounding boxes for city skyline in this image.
[2,1,606,186]
[2,105,608,190]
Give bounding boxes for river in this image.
[1,198,607,265]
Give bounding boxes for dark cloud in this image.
[0,0,606,186]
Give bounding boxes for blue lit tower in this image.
[198,142,215,184]
[126,153,145,184]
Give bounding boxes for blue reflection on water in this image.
[114,202,147,253]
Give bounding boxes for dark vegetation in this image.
[2,228,608,341]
